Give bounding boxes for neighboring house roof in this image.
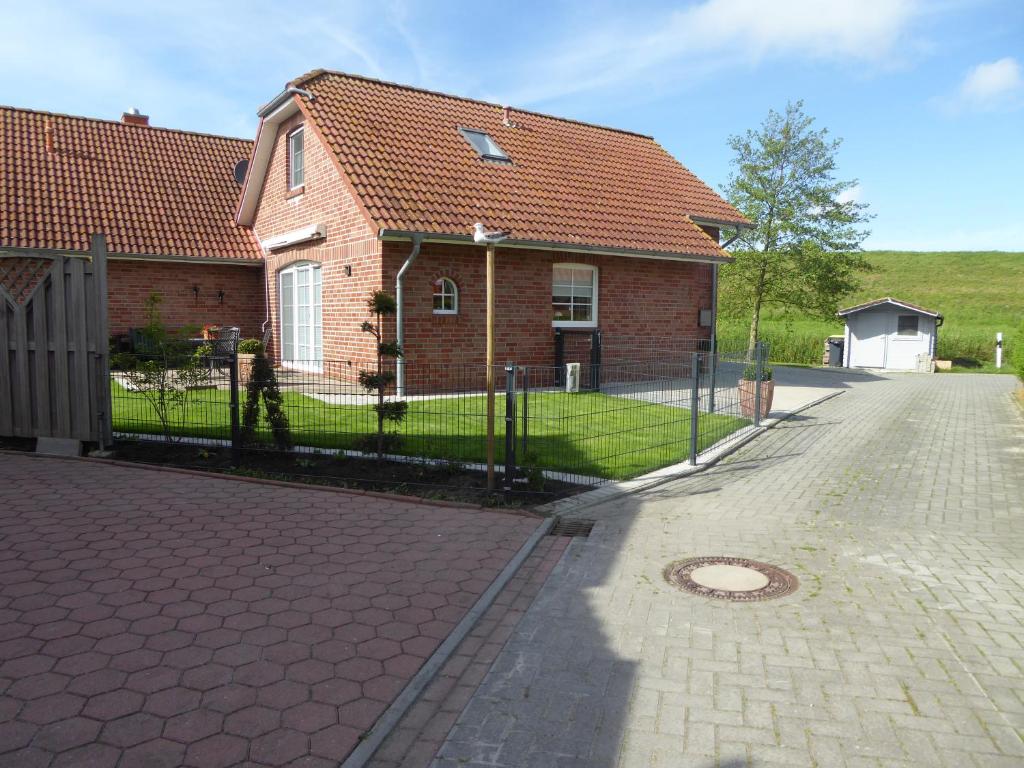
[838,297,942,319]
[238,70,749,260]
[0,106,261,262]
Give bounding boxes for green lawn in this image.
[719,250,1024,365]
[111,382,748,481]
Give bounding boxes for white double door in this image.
[280,263,323,370]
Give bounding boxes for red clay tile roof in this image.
[1,106,260,261]
[290,70,748,258]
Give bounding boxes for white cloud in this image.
[502,0,922,105]
[958,57,1023,107]
[837,184,864,205]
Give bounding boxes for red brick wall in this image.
[107,259,265,338]
[252,111,380,365]
[382,241,714,381]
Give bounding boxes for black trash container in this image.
[827,337,844,367]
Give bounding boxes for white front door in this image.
[849,311,888,368]
[279,263,323,371]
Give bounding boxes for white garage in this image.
[839,297,943,371]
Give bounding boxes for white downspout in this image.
[395,234,423,397]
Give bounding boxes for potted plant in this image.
[739,364,774,419]
[236,338,263,386]
[201,324,221,340]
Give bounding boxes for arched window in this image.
[279,262,322,370]
[433,277,458,315]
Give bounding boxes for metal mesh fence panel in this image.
[110,339,766,494]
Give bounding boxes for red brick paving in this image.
[0,454,540,767]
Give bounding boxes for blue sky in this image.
[2,0,1022,250]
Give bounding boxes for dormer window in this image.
[459,127,510,163]
[288,127,304,190]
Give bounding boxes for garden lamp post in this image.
[473,223,511,490]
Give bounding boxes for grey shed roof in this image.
[837,297,942,319]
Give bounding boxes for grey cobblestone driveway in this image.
[435,373,1024,767]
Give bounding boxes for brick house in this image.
[236,70,749,389]
[0,106,264,340]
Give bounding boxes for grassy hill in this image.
[718,251,1024,366]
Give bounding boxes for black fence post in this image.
[229,352,241,462]
[690,352,701,465]
[521,366,529,459]
[554,330,564,386]
[708,335,717,414]
[753,341,764,428]
[590,329,602,393]
[503,364,517,491]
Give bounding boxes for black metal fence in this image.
[110,342,770,493]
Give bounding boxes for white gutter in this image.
[378,229,732,264]
[395,234,424,396]
[257,87,315,118]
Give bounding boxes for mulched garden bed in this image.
[103,439,583,508]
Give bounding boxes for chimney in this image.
[44,119,54,153]
[121,107,149,127]
[501,106,511,127]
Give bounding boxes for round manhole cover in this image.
[665,557,798,601]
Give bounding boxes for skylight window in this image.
[459,127,510,163]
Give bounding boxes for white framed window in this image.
[287,127,304,190]
[279,262,322,371]
[896,315,919,337]
[433,278,458,315]
[552,264,597,327]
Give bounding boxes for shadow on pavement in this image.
[773,364,889,390]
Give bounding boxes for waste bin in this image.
[827,337,844,367]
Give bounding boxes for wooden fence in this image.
[0,234,112,445]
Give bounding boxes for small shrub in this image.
[193,342,214,360]
[119,293,209,442]
[742,364,773,381]
[520,452,545,492]
[237,338,263,354]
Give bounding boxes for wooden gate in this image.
[0,234,112,445]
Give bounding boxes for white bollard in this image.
[996,332,1003,369]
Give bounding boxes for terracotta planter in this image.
[738,379,774,419]
[237,353,256,387]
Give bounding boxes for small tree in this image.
[358,291,407,459]
[720,101,872,356]
[240,344,292,450]
[118,293,208,442]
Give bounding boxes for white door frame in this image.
[278,262,323,372]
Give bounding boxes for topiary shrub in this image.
[359,291,407,459]
[240,349,292,450]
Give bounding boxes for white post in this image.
[996,332,1003,369]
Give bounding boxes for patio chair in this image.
[208,326,240,377]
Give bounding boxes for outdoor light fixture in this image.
[191,285,200,300]
[218,289,226,305]
[472,223,511,492]
[345,265,352,277]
